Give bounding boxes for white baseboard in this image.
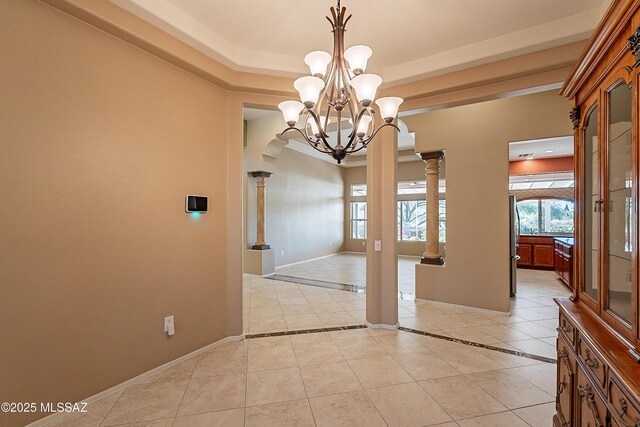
[28,333,245,427]
[365,321,400,330]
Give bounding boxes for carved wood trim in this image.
[570,106,581,129]
[629,25,640,68]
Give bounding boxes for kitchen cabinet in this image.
[517,235,555,269]
[554,238,574,290]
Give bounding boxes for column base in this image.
[421,256,444,265]
[251,244,271,250]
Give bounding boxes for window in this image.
[350,202,367,239]
[350,184,367,196]
[517,198,574,234]
[397,200,446,242]
[349,179,446,243]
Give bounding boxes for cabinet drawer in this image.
[558,312,575,345]
[577,367,607,427]
[609,377,640,427]
[578,337,606,390]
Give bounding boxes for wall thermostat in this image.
[186,195,208,213]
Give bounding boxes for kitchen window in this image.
[517,198,574,234]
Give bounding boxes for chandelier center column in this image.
[420,151,444,265]
[251,171,271,250]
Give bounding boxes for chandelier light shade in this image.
[293,76,325,108]
[304,51,332,77]
[344,45,372,74]
[279,0,403,164]
[376,97,404,122]
[349,74,383,106]
[278,100,305,126]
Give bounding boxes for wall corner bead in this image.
[569,106,580,129]
[628,26,640,68]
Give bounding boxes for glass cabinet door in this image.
[606,82,633,324]
[583,106,600,301]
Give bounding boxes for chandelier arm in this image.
[364,122,401,144]
[280,127,334,155]
[343,14,352,28]
[306,109,335,153]
[306,109,331,140]
[343,107,369,152]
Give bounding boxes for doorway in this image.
[506,136,574,358]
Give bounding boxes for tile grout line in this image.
[170,361,196,426]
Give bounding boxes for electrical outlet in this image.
[164,315,175,336]
[374,240,382,251]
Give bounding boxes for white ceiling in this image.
[111,0,608,84]
[509,136,574,161]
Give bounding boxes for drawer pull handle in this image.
[578,385,604,427]
[617,398,640,427]
[558,377,566,394]
[585,349,599,369]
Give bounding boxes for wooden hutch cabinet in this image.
[556,0,640,426]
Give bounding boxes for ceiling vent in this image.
[518,153,534,158]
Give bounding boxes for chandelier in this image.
[277,0,403,164]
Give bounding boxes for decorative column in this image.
[365,121,399,328]
[420,151,444,265]
[251,171,271,250]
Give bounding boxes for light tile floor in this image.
[50,328,556,427]
[276,252,418,296]
[44,258,566,426]
[251,253,571,360]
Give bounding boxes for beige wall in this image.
[267,149,344,266]
[0,1,585,424]
[0,2,231,425]
[343,160,445,257]
[243,115,344,268]
[403,90,573,312]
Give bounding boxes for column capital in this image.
[250,171,272,178]
[419,151,445,162]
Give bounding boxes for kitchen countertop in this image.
[553,237,574,245]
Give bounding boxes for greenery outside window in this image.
[397,200,446,242]
[350,202,367,239]
[517,198,574,235]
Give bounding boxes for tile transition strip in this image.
[266,274,366,293]
[245,325,556,364]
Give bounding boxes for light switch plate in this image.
[164,315,175,336]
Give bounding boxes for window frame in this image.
[516,196,575,235]
[350,201,367,240]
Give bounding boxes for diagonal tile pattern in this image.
[51,326,555,427]
[48,258,564,426]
